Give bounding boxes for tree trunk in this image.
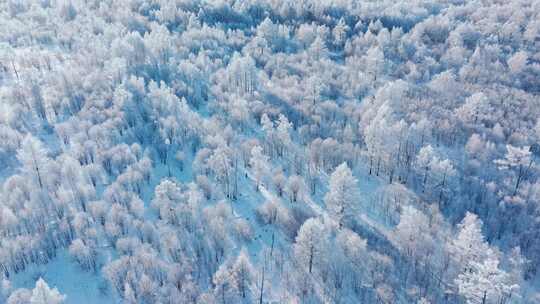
[309,247,314,273]
[259,261,265,304]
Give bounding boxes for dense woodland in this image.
[0,0,539,303]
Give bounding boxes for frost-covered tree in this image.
[213,262,234,304]
[457,92,491,126]
[365,46,385,81]
[29,278,66,304]
[304,75,325,105]
[230,248,255,299]
[17,134,49,189]
[208,145,235,199]
[294,217,329,274]
[249,145,269,191]
[7,289,31,304]
[336,228,368,285]
[151,179,183,225]
[507,51,528,74]
[495,145,534,196]
[272,168,286,197]
[394,206,433,260]
[456,249,518,304]
[449,213,490,274]
[227,53,258,96]
[308,36,328,61]
[332,18,349,48]
[275,114,292,157]
[69,239,97,272]
[416,145,456,205]
[286,175,306,204]
[324,163,359,228]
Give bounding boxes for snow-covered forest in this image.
[1,0,539,303]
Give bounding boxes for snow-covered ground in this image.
[10,250,114,304]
